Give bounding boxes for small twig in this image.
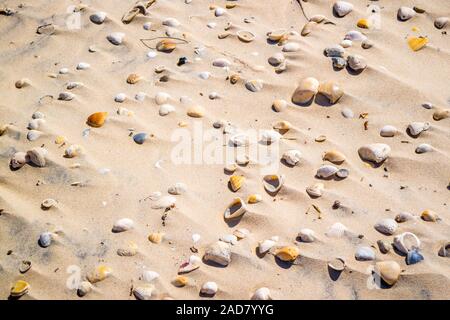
[140,36,188,49]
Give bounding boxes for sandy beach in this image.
[0,0,449,300]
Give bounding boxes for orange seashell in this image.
[408,37,428,51]
[87,112,108,128]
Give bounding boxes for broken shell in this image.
[347,54,367,71]
[358,143,391,163]
[433,108,450,121]
[237,30,255,42]
[64,144,83,158]
[229,175,245,192]
[406,249,424,265]
[328,258,345,271]
[233,228,250,239]
[380,125,398,137]
[26,147,47,167]
[301,21,317,36]
[282,149,302,166]
[204,241,231,266]
[415,143,432,154]
[275,246,299,262]
[421,209,439,222]
[133,285,155,300]
[398,7,416,21]
[107,32,125,45]
[393,232,420,254]
[247,194,262,204]
[374,218,398,235]
[268,53,285,66]
[408,122,430,136]
[172,276,189,287]
[355,246,375,261]
[258,239,276,254]
[77,281,93,297]
[178,255,201,274]
[375,261,401,286]
[224,197,247,220]
[272,99,287,112]
[126,73,142,84]
[117,241,138,256]
[282,42,300,52]
[438,243,449,257]
[220,234,238,245]
[19,260,32,273]
[306,183,324,198]
[87,112,107,128]
[316,165,338,178]
[292,77,319,105]
[267,29,287,42]
[187,105,205,118]
[323,150,346,164]
[41,198,57,209]
[298,228,316,242]
[10,152,27,169]
[434,17,449,29]
[156,39,177,52]
[112,218,134,232]
[148,232,165,244]
[200,282,218,296]
[336,168,349,179]
[15,78,31,89]
[252,287,272,300]
[10,280,30,297]
[245,79,263,92]
[168,182,187,195]
[262,174,284,193]
[333,1,354,17]
[408,37,428,51]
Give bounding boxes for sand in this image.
[0,0,449,300]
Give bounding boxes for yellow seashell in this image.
[87,265,112,283]
[172,275,189,287]
[318,81,344,104]
[247,194,262,204]
[187,105,205,118]
[87,112,108,128]
[267,29,288,42]
[411,26,420,32]
[127,73,142,84]
[55,135,66,144]
[357,18,370,29]
[323,150,346,164]
[315,135,326,142]
[275,246,300,262]
[408,37,428,51]
[433,108,450,121]
[156,39,177,52]
[230,74,240,84]
[226,2,236,9]
[178,121,188,127]
[421,209,439,222]
[10,280,30,297]
[229,175,245,192]
[272,120,292,131]
[148,232,164,244]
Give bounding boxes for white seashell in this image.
[398,7,416,21]
[107,32,125,45]
[262,174,284,193]
[258,239,276,254]
[245,79,264,92]
[142,270,160,282]
[374,218,398,235]
[212,58,231,68]
[76,62,90,70]
[59,67,69,74]
[282,42,300,52]
[147,50,157,58]
[168,182,187,195]
[204,241,231,266]
[380,125,398,137]
[207,22,217,28]
[333,1,354,17]
[341,108,354,118]
[408,122,430,136]
[201,282,218,295]
[298,228,316,242]
[143,22,152,30]
[415,143,433,154]
[27,130,41,141]
[355,246,375,261]
[344,30,367,42]
[215,7,226,17]
[27,118,44,130]
[155,92,171,105]
[260,130,281,143]
[224,197,247,220]
[198,71,211,80]
[229,133,249,146]
[347,55,367,71]
[112,218,134,232]
[306,183,324,198]
[326,222,348,238]
[32,111,45,119]
[159,104,176,116]
[58,92,75,101]
[393,232,420,254]
[358,143,391,163]
[64,144,83,158]
[252,287,271,300]
[340,39,352,48]
[272,99,287,112]
[10,152,27,169]
[209,92,220,100]
[162,17,180,27]
[133,286,155,300]
[316,165,338,178]
[282,150,302,166]
[220,234,238,245]
[434,17,449,29]
[268,53,285,66]
[90,12,106,24]
[152,195,176,209]
[114,93,126,102]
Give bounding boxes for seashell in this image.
[406,249,424,265]
[200,282,218,296]
[333,1,354,17]
[159,104,175,116]
[133,285,155,300]
[282,149,302,166]
[55,135,66,145]
[273,120,291,132]
[32,111,45,119]
[220,234,238,245]
[112,218,134,232]
[236,154,249,165]
[66,81,83,90]
[323,150,346,164]
[407,122,430,136]
[10,152,27,169]
[172,275,189,287]
[198,71,211,80]
[434,17,449,29]
[395,211,415,223]
[26,147,47,167]
[398,7,416,21]
[15,78,31,88]
[358,143,391,163]
[168,182,187,195]
[126,73,142,84]
[114,93,126,103]
[375,261,401,286]
[324,45,344,58]
[19,260,32,273]
[306,183,324,198]
[263,174,284,193]
[298,228,316,242]
[41,198,57,209]
[415,143,432,154]
[143,22,152,30]
[245,194,261,205]
[361,39,373,49]
[340,39,352,48]
[148,232,165,244]
[117,107,133,116]
[326,222,348,238]
[380,125,398,137]
[408,37,428,51]
[155,92,171,105]
[332,57,347,69]
[58,92,75,101]
[328,258,345,271]
[156,39,177,52]
[355,246,375,261]
[292,77,319,105]
[10,280,30,297]
[28,118,44,130]
[301,21,317,36]
[336,168,349,179]
[162,17,180,27]
[229,175,245,192]
[59,67,69,74]
[178,255,201,274]
[316,165,338,178]
[347,55,367,72]
[212,58,231,68]
[224,197,247,220]
[258,239,276,254]
[377,240,391,254]
[438,243,449,257]
[187,105,205,118]
[204,241,231,266]
[64,144,83,158]
[107,32,125,45]
[268,53,285,66]
[433,108,450,121]
[77,281,92,297]
[252,287,271,300]
[39,232,52,247]
[275,246,299,262]
[142,270,160,282]
[233,228,250,239]
[117,241,138,256]
[237,30,255,42]
[77,62,90,70]
[374,218,398,235]
[87,112,107,128]
[133,133,148,145]
[209,92,219,100]
[272,99,287,112]
[344,30,366,42]
[90,12,106,24]
[275,61,287,73]
[245,79,263,92]
[421,209,439,222]
[215,7,226,17]
[357,18,370,29]
[282,42,300,52]
[267,29,287,42]
[393,232,420,254]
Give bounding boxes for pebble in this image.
[318,81,344,104]
[347,55,367,72]
[358,143,391,163]
[282,149,302,166]
[333,1,354,17]
[39,232,52,247]
[407,122,430,136]
[26,147,47,167]
[268,53,285,66]
[168,182,187,195]
[282,42,300,52]
[395,212,415,223]
[258,239,276,254]
[272,99,287,112]
[114,93,127,102]
[58,92,75,101]
[204,241,231,266]
[292,77,319,104]
[374,218,398,235]
[377,240,391,254]
[316,165,338,178]
[147,50,157,58]
[107,32,125,45]
[143,22,152,30]
[324,45,345,57]
[355,246,375,261]
[341,108,354,118]
[59,67,69,74]
[380,125,398,137]
[133,133,148,144]
[332,57,347,69]
[10,280,30,298]
[340,39,352,48]
[212,58,231,68]
[245,79,263,92]
[112,218,134,232]
[438,243,449,257]
[336,168,349,178]
[406,249,424,265]
[90,12,106,24]
[421,209,439,222]
[162,17,180,27]
[201,281,218,296]
[361,39,373,49]
[27,130,42,141]
[187,105,205,118]
[15,78,31,88]
[275,246,300,262]
[298,228,316,242]
[415,143,432,154]
[198,71,211,80]
[398,7,416,21]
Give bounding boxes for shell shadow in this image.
[371,271,394,289]
[314,94,334,107]
[392,246,407,257]
[224,214,244,228]
[292,97,314,107]
[274,256,294,269]
[406,128,420,138]
[345,65,364,76]
[327,265,343,281]
[201,257,228,269]
[199,292,216,298]
[280,158,295,168]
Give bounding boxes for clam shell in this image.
[336,168,349,179]
[10,152,27,169]
[326,222,348,238]
[357,18,370,29]
[333,1,354,17]
[328,258,345,271]
[172,276,189,287]
[156,39,177,52]
[126,73,142,84]
[398,7,416,21]
[258,239,276,254]
[347,54,367,71]
[408,122,430,136]
[26,147,47,167]
[229,175,245,192]
[187,105,205,118]
[421,209,439,222]
[224,197,247,219]
[87,112,107,127]
[112,218,134,232]
[87,265,112,283]
[393,232,420,254]
[41,198,57,209]
[107,32,125,45]
[434,17,449,29]
[374,218,398,235]
[252,287,272,300]
[415,143,433,154]
[200,282,218,295]
[358,143,391,163]
[268,53,285,66]
[282,149,302,166]
[292,77,319,104]
[117,241,138,256]
[148,232,165,244]
[316,165,338,178]
[15,78,31,89]
[10,280,30,297]
[245,79,263,92]
[380,125,398,137]
[162,17,180,27]
[247,194,262,204]
[133,285,155,300]
[306,183,324,198]
[168,182,187,195]
[282,42,300,52]
[142,270,160,282]
[318,81,344,104]
[262,174,284,193]
[355,246,375,261]
[298,228,316,242]
[77,281,93,297]
[323,150,346,164]
[204,241,231,266]
[433,108,450,121]
[272,99,287,112]
[375,261,401,286]
[275,246,300,262]
[237,30,255,42]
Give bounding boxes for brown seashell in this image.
[15,78,31,89]
[323,150,346,164]
[421,209,439,222]
[433,108,449,121]
[127,73,142,84]
[318,81,344,104]
[230,74,240,84]
[374,261,401,286]
[156,39,177,52]
[87,112,108,128]
[187,105,205,118]
[148,232,164,244]
[267,29,288,42]
[172,276,189,287]
[229,175,245,192]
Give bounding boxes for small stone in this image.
[38,232,52,247]
[380,125,398,137]
[41,198,57,209]
[133,133,148,144]
[26,147,47,167]
[324,45,344,57]
[398,7,416,21]
[272,99,287,112]
[333,1,354,17]
[168,182,187,195]
[200,281,218,296]
[347,55,367,72]
[374,218,398,235]
[332,57,347,69]
[415,143,432,154]
[107,32,125,45]
[355,246,375,261]
[90,12,106,24]
[341,108,354,118]
[358,143,391,163]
